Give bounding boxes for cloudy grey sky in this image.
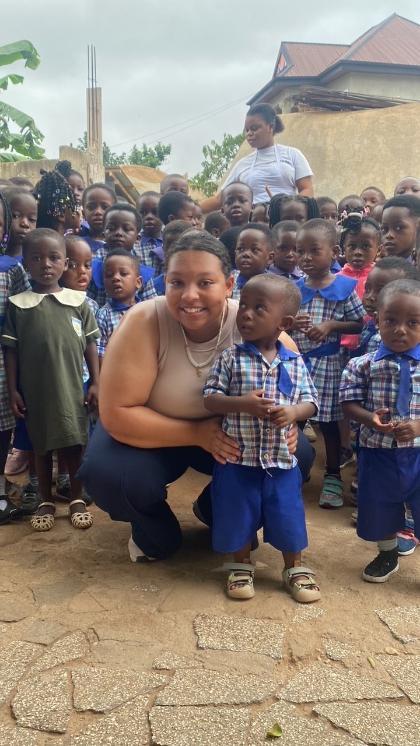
[2,0,420,175]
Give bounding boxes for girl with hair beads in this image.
[268,194,319,228]
[2,229,99,532]
[381,195,420,262]
[0,192,31,524]
[34,165,79,234]
[293,219,364,508]
[80,183,117,254]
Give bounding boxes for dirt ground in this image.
[0,440,419,744]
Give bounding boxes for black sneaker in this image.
[362,549,399,583]
[0,496,22,524]
[20,483,41,516]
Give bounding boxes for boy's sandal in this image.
[282,566,320,604]
[225,562,255,600]
[30,502,56,532]
[319,474,343,509]
[69,499,93,529]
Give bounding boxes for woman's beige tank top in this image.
[146,297,240,420]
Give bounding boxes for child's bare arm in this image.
[307,319,362,342]
[342,401,394,433]
[4,347,25,418]
[204,390,275,418]
[84,341,100,410]
[269,402,316,428]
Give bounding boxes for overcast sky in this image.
[2,0,420,175]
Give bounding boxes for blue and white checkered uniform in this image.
[340,343,420,541]
[97,299,138,358]
[292,274,365,422]
[204,341,318,470]
[204,341,316,554]
[230,269,274,301]
[132,234,164,277]
[0,259,30,431]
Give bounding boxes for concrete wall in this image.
[0,146,104,186]
[326,71,420,101]
[227,102,420,201]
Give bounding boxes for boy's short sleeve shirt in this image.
[340,345,420,448]
[204,342,318,469]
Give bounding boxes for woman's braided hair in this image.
[34,162,77,229]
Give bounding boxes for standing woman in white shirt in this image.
[201,103,314,213]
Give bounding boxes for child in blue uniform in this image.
[204,274,319,603]
[97,249,141,364]
[269,220,303,281]
[381,195,420,262]
[231,223,274,300]
[292,219,364,508]
[80,183,117,254]
[135,191,163,275]
[340,279,420,582]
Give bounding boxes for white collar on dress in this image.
[9,288,86,309]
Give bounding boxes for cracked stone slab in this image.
[20,619,69,646]
[156,669,276,706]
[279,663,402,703]
[72,666,167,712]
[315,702,420,746]
[150,705,250,745]
[0,640,41,704]
[12,669,71,733]
[0,593,35,622]
[249,701,363,746]
[193,614,284,659]
[324,639,357,661]
[31,630,89,672]
[153,651,202,670]
[0,725,38,746]
[69,695,150,745]
[376,606,420,644]
[377,654,420,703]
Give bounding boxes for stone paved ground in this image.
[0,447,419,745]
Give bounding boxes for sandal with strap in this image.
[69,499,93,529]
[282,566,321,604]
[225,562,255,600]
[319,474,343,509]
[30,502,56,532]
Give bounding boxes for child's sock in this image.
[0,475,7,509]
[56,472,69,489]
[378,538,398,552]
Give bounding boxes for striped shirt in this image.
[340,342,420,448]
[97,299,138,358]
[204,341,318,469]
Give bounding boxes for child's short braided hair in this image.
[34,164,77,228]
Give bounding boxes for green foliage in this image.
[76,132,171,169]
[189,132,245,196]
[0,40,44,162]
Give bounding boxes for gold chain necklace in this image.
[180,302,227,377]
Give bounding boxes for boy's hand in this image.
[392,419,420,442]
[306,321,333,342]
[241,389,275,418]
[371,408,394,433]
[269,405,295,428]
[10,391,25,418]
[86,384,99,412]
[292,314,311,332]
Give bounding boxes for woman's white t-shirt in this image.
[222,144,313,204]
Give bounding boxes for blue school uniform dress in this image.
[97,298,139,358]
[0,257,30,433]
[133,233,164,277]
[203,341,318,554]
[78,225,106,255]
[340,343,420,541]
[351,319,381,358]
[292,275,364,422]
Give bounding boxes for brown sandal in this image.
[69,499,93,529]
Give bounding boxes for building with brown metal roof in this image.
[249,14,420,113]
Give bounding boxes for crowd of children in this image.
[0,160,419,602]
